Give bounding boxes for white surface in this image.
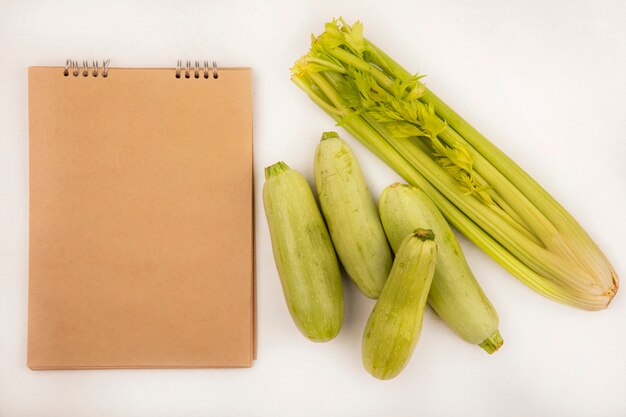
[1,0,625,415]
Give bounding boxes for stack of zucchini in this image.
[263,132,501,380]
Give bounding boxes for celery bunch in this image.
[291,19,618,310]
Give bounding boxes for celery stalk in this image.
[290,18,618,310]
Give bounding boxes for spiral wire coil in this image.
[176,60,219,79]
[64,59,110,77]
[62,59,218,79]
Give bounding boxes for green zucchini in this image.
[362,229,437,380]
[379,183,503,353]
[263,161,343,342]
[314,132,392,298]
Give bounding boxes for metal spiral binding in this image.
[63,59,110,77]
[176,60,218,79]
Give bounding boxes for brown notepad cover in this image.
[27,66,255,369]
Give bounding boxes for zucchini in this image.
[263,161,343,342]
[362,229,437,380]
[314,132,392,298]
[379,183,502,353]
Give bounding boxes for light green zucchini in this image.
[263,161,343,342]
[314,132,392,298]
[379,183,502,353]
[362,229,437,380]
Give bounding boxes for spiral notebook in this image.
[27,60,255,369]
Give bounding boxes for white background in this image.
[1,0,625,416]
